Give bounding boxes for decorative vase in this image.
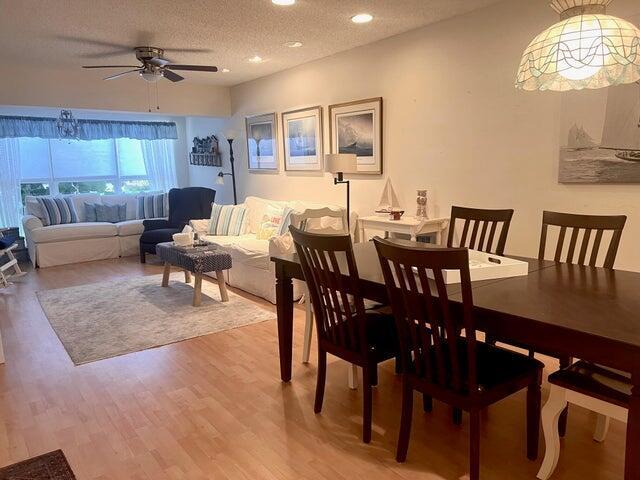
[416,190,428,218]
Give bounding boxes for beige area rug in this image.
[37,273,275,365]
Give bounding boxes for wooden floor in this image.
[0,257,625,479]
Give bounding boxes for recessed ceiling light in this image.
[351,13,373,24]
[221,68,230,73]
[248,55,264,63]
[272,0,295,5]
[284,41,303,48]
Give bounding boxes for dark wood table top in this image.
[272,240,640,371]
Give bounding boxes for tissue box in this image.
[172,232,194,247]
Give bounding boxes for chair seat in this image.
[548,360,631,408]
[417,340,543,394]
[140,228,181,245]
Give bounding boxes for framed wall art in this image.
[281,106,323,171]
[245,113,279,171]
[329,97,383,174]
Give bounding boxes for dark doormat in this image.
[0,450,76,480]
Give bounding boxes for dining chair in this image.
[537,210,627,436]
[537,361,630,479]
[373,237,543,479]
[289,208,361,388]
[447,206,514,255]
[290,226,399,443]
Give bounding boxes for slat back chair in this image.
[374,237,542,479]
[290,226,398,443]
[536,210,627,439]
[290,207,348,235]
[539,211,627,269]
[447,206,514,255]
[375,238,478,396]
[290,207,353,373]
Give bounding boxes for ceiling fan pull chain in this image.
[155,80,160,110]
[147,82,151,113]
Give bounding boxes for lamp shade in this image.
[325,153,358,174]
[216,172,225,185]
[223,129,238,141]
[516,0,640,91]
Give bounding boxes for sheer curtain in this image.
[0,138,22,229]
[141,139,177,192]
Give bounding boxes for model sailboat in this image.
[600,82,640,162]
[375,179,402,215]
[567,124,597,150]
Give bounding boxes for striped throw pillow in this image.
[278,206,294,236]
[208,204,247,236]
[35,197,78,227]
[136,193,168,219]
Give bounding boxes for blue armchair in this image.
[139,187,216,263]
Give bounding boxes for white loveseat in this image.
[191,196,355,304]
[22,193,164,267]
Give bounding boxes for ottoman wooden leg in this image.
[184,270,192,283]
[216,270,229,302]
[193,274,203,307]
[162,262,171,287]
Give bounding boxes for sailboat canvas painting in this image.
[559,83,640,183]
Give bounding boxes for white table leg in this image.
[594,414,611,442]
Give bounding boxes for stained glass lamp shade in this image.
[516,0,640,91]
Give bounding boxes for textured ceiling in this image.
[0,0,502,87]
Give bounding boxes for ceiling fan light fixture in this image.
[248,55,264,63]
[284,41,303,48]
[516,0,640,91]
[140,70,162,82]
[272,0,295,5]
[351,13,373,24]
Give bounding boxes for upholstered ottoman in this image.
[156,242,232,306]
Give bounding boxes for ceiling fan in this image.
[82,46,218,82]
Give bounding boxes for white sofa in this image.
[191,196,355,304]
[22,193,164,268]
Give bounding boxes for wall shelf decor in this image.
[189,135,222,167]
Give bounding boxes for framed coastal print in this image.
[281,106,323,171]
[245,113,278,171]
[329,97,383,174]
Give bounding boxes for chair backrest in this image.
[168,187,216,229]
[290,207,348,235]
[539,211,627,269]
[289,226,368,357]
[447,206,514,255]
[374,237,478,395]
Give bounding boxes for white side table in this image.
[358,215,450,245]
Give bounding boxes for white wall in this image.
[222,0,640,271]
[185,117,235,205]
[0,105,190,187]
[0,63,230,117]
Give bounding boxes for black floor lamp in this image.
[325,153,358,228]
[216,131,238,205]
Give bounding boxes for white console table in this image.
[358,215,450,245]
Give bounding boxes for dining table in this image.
[271,240,640,479]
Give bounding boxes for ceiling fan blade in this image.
[148,57,171,67]
[163,70,185,82]
[104,69,142,81]
[83,65,141,69]
[165,64,218,72]
[55,36,133,58]
[163,47,213,54]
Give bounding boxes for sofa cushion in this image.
[202,234,271,271]
[64,194,101,222]
[34,197,78,226]
[95,203,127,223]
[115,219,145,236]
[101,194,137,221]
[31,222,118,243]
[137,193,168,219]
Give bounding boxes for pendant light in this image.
[516,0,640,91]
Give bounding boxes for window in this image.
[18,137,152,199]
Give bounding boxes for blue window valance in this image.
[0,115,178,141]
